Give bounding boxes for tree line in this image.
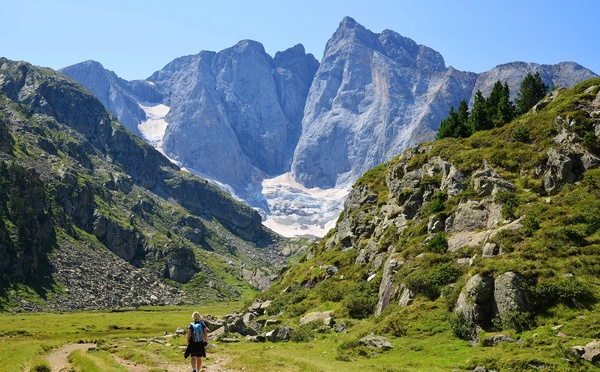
[437,72,549,140]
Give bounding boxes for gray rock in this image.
[542,148,585,195]
[242,268,276,291]
[472,162,515,197]
[299,311,334,326]
[455,275,494,327]
[359,334,393,350]
[493,272,530,330]
[245,335,267,342]
[482,243,499,258]
[375,258,403,316]
[265,326,294,342]
[581,340,600,362]
[482,334,514,347]
[398,285,414,308]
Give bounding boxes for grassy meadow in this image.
[1,299,598,371]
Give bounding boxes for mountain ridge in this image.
[59,16,598,237]
[0,58,293,311]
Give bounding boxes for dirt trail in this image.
[47,344,236,372]
[47,343,97,372]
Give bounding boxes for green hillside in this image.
[254,78,600,369]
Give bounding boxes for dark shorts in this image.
[188,341,206,357]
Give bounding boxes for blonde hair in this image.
[192,311,201,321]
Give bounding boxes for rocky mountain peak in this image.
[61,17,598,237]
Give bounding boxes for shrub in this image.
[449,312,475,340]
[342,280,380,319]
[30,360,51,372]
[492,311,531,332]
[512,125,530,143]
[495,191,519,220]
[290,322,316,342]
[426,233,448,253]
[583,131,600,154]
[405,262,461,300]
[425,190,447,214]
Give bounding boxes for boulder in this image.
[482,334,514,347]
[222,313,259,336]
[493,272,530,330]
[542,148,585,195]
[265,326,294,342]
[472,161,515,197]
[398,285,414,308]
[299,311,334,326]
[455,274,494,327]
[359,334,393,350]
[581,340,600,362]
[375,257,403,316]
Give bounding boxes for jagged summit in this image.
[60,17,598,237]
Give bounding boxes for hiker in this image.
[185,311,208,372]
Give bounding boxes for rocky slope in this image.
[0,58,293,311]
[254,78,600,367]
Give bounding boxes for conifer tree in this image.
[494,82,515,125]
[516,71,548,115]
[468,91,491,131]
[437,100,472,139]
[437,106,459,139]
[456,100,472,138]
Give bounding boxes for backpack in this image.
[189,321,205,342]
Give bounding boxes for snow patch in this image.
[262,173,349,238]
[138,103,170,145]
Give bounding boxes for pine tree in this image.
[468,91,490,131]
[437,100,472,139]
[516,71,548,115]
[494,82,516,125]
[456,100,472,138]
[437,106,459,139]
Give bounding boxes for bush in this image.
[449,312,475,340]
[30,360,51,372]
[495,191,519,220]
[530,278,595,310]
[512,125,530,143]
[426,233,448,253]
[426,190,447,214]
[290,322,316,342]
[492,311,531,332]
[406,262,461,300]
[342,280,380,319]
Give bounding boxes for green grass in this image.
[1,302,600,371]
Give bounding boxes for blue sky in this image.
[3,0,599,81]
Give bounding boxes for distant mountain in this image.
[60,16,598,236]
[0,58,290,311]
[290,17,597,188]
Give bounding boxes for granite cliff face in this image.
[60,17,598,236]
[146,41,318,196]
[290,17,597,189]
